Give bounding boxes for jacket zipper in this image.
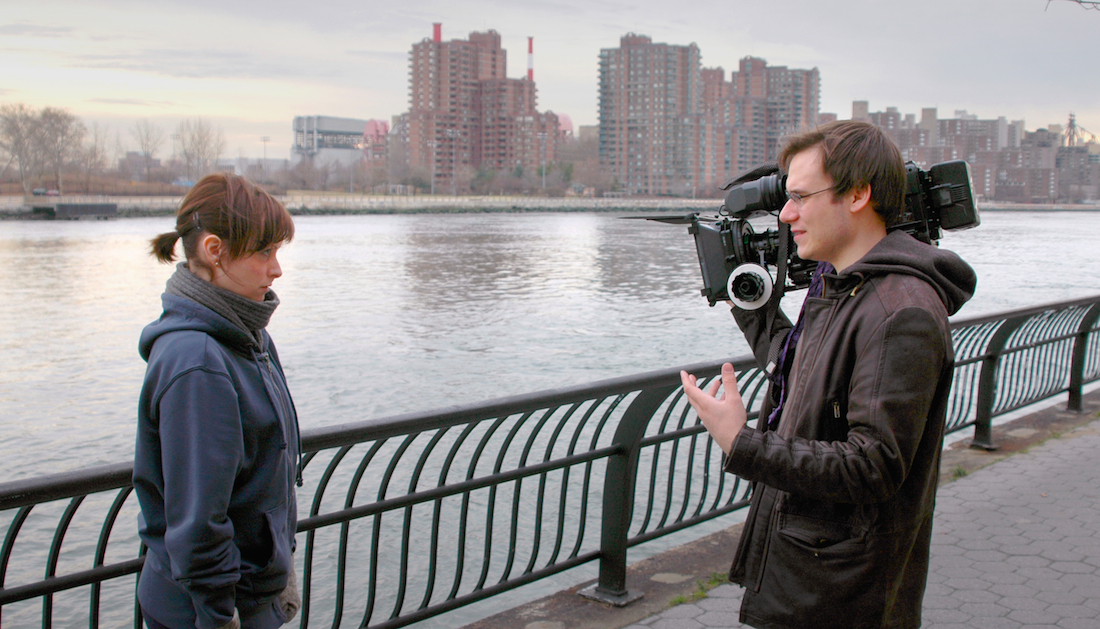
[259,353,304,487]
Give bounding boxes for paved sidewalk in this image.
[623,419,1100,629]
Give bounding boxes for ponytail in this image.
[150,231,180,263]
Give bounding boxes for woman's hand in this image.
[680,362,747,455]
[278,563,301,622]
[215,609,240,629]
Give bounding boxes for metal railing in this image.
[2,294,1099,628]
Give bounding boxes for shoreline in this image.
[2,194,1098,218]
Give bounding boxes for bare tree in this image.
[37,107,86,194]
[0,103,43,194]
[78,122,111,193]
[176,118,225,181]
[315,158,335,190]
[130,119,165,182]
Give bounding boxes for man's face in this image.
[779,147,857,269]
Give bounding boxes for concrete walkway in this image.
[623,418,1100,629]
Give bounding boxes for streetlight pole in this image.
[170,133,180,184]
[538,132,547,193]
[445,128,458,196]
[427,140,436,195]
[260,136,269,182]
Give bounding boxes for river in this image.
[2,210,1099,483]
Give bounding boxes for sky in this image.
[3,0,1099,160]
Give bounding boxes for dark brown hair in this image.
[151,173,294,267]
[778,120,906,224]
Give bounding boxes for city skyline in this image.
[3,0,1098,160]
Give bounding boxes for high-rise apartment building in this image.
[714,57,820,180]
[598,34,705,196]
[598,35,819,195]
[406,24,558,192]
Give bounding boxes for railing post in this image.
[1068,303,1100,412]
[580,383,678,607]
[971,316,1027,450]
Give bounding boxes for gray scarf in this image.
[165,262,279,350]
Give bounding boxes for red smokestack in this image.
[527,36,534,81]
[433,23,441,43]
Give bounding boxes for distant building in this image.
[857,103,1100,203]
[291,116,388,168]
[119,151,161,180]
[598,34,705,196]
[362,119,390,163]
[704,56,820,183]
[597,35,820,196]
[405,24,560,191]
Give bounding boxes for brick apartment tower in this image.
[407,24,559,192]
[702,57,820,184]
[598,34,705,196]
[598,35,819,195]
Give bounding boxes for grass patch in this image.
[668,572,730,606]
[952,464,969,479]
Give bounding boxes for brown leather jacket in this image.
[725,230,975,629]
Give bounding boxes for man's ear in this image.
[849,184,873,215]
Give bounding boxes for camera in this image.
[685,160,980,308]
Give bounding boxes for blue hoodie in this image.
[134,293,299,629]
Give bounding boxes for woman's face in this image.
[212,243,284,301]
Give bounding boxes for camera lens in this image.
[731,272,765,301]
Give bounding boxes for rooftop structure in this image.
[291,115,374,168]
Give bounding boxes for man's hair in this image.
[778,120,906,224]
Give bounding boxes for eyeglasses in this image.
[786,186,834,207]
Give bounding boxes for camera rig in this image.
[649,160,980,309]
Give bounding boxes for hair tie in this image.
[176,213,202,237]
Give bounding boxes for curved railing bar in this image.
[375,433,420,622]
[397,428,450,614]
[89,486,133,629]
[299,443,354,629]
[485,411,535,587]
[416,427,454,612]
[437,422,479,602]
[551,398,606,566]
[519,405,567,577]
[534,401,582,573]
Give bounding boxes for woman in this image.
[133,173,301,629]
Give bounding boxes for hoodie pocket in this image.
[241,504,293,597]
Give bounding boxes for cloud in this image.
[66,48,339,82]
[0,22,73,37]
[87,97,176,107]
[345,50,407,64]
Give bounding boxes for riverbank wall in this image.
[2,193,1098,217]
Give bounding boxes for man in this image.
[681,120,976,629]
